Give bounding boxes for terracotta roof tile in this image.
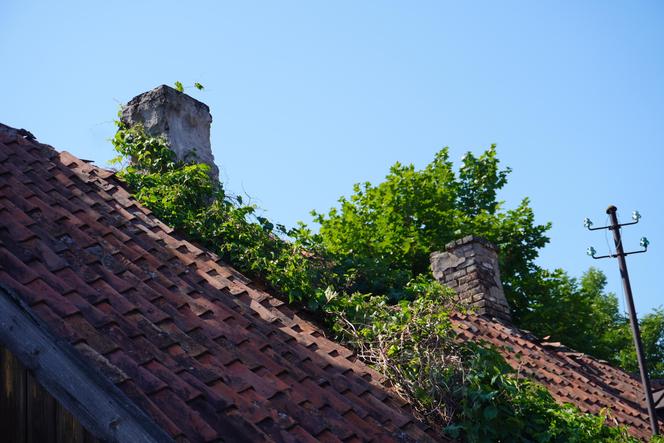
[6,121,658,440]
[0,123,439,442]
[453,313,664,440]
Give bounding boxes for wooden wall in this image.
[0,345,101,443]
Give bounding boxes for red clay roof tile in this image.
[4,121,660,440]
[0,123,439,442]
[453,313,663,440]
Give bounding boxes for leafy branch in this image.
[174,81,204,93]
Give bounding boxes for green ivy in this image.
[111,121,645,442]
[447,345,639,442]
[330,283,640,443]
[111,122,332,305]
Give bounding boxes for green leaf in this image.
[174,81,184,92]
[483,405,498,420]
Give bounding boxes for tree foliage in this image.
[312,147,551,316]
[614,307,664,378]
[520,266,664,378]
[111,122,650,441]
[310,144,664,379]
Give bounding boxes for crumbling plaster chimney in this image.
[430,235,512,322]
[121,85,219,182]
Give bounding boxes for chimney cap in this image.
[124,84,210,113]
[444,235,497,253]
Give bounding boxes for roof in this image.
[0,123,439,443]
[654,389,664,410]
[454,314,664,441]
[1,121,661,442]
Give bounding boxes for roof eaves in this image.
[0,283,173,443]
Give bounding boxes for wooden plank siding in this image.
[1,346,100,443]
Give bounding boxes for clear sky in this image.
[2,1,663,316]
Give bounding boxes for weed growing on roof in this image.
[331,286,641,442]
[111,121,332,304]
[173,81,204,92]
[111,121,643,442]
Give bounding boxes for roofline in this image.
[0,284,173,443]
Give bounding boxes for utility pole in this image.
[585,205,659,436]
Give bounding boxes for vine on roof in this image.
[110,120,648,442]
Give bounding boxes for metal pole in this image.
[606,205,659,436]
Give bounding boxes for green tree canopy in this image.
[614,307,664,378]
[518,267,664,378]
[309,147,664,378]
[311,146,551,318]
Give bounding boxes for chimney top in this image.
[121,85,218,182]
[430,235,512,322]
[444,235,497,253]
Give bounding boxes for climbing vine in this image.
[111,120,646,442]
[173,81,204,92]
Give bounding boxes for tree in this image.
[517,268,620,359]
[613,308,664,379]
[309,147,664,377]
[311,146,551,315]
[519,267,664,379]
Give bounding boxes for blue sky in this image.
[2,1,663,316]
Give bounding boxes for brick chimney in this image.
[121,85,219,182]
[430,236,511,322]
